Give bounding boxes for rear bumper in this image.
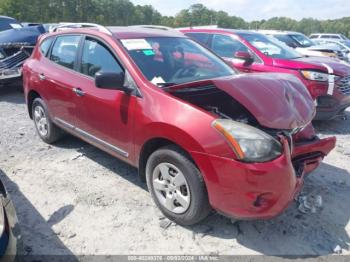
[191,136,335,220]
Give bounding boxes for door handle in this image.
[73,87,85,97]
[39,73,46,81]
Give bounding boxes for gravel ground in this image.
[0,86,350,257]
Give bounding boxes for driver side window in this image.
[80,38,123,78]
[212,34,249,58]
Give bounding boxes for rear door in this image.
[42,35,82,127]
[73,36,136,161]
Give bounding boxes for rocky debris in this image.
[159,219,172,229]
[193,224,213,239]
[24,245,33,254]
[68,233,77,239]
[333,245,342,254]
[298,194,323,214]
[70,153,85,161]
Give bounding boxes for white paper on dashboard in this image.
[121,39,152,50]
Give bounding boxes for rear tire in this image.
[32,98,63,144]
[146,145,211,226]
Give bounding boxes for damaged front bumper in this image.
[190,134,336,220]
[0,43,32,84]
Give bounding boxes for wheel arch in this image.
[138,137,198,182]
[27,90,42,119]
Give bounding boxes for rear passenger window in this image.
[185,33,210,47]
[80,38,123,78]
[50,35,80,70]
[40,37,53,56]
[212,34,249,58]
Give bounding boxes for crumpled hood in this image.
[273,56,350,76]
[168,73,315,130]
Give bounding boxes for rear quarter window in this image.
[50,35,81,70]
[40,37,54,56]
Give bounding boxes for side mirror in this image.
[234,51,254,65]
[95,71,132,93]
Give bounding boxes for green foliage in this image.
[0,1,349,37]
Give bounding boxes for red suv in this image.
[181,28,350,120]
[23,26,335,225]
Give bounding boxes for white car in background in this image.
[313,39,350,62]
[310,33,348,41]
[258,30,348,61]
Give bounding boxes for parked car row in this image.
[181,28,350,120]
[258,30,349,62]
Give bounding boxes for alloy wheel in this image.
[34,105,48,137]
[152,162,191,214]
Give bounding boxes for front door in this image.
[73,36,136,161]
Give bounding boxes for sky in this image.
[130,0,350,21]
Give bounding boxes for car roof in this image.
[48,26,186,39]
[257,30,304,35]
[181,27,261,36]
[0,15,18,21]
[315,33,342,36]
[107,26,185,39]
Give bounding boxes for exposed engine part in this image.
[171,85,257,126]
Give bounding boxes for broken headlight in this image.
[212,119,282,162]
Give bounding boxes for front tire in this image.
[32,98,63,144]
[146,145,211,226]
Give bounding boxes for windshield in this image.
[0,18,22,32]
[342,41,350,48]
[120,37,235,86]
[290,34,314,47]
[238,33,302,59]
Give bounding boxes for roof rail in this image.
[52,23,112,35]
[176,25,219,30]
[129,25,174,31]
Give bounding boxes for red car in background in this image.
[181,28,350,120]
[23,25,335,225]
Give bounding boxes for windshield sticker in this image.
[143,49,155,56]
[121,39,152,51]
[151,76,165,85]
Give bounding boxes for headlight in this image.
[0,52,4,60]
[301,70,329,82]
[212,119,282,162]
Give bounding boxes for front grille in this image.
[337,75,350,95]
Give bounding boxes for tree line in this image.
[1,1,349,37]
